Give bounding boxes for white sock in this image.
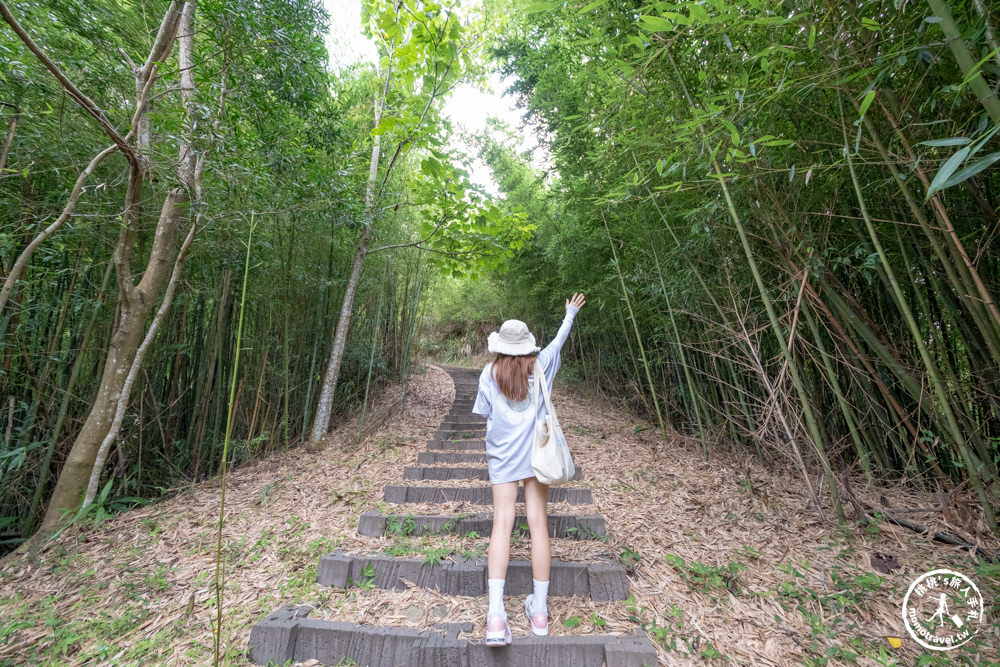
[532,578,549,612]
[488,578,505,615]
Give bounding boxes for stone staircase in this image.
[248,366,656,666]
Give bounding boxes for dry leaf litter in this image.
[0,362,997,666]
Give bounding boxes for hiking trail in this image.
[1,364,996,666]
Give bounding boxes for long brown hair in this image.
[491,353,536,402]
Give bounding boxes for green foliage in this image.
[0,0,534,541]
[664,553,744,594]
[412,0,1000,534]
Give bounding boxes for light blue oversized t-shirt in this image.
[472,306,578,484]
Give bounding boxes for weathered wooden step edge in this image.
[317,551,628,600]
[404,466,582,482]
[418,451,487,464]
[426,439,483,451]
[431,428,486,440]
[444,412,478,420]
[358,510,606,538]
[385,485,593,505]
[249,606,656,667]
[433,429,486,440]
[439,420,487,428]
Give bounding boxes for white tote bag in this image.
[530,360,576,485]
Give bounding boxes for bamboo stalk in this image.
[602,212,668,440]
[649,239,707,457]
[664,50,844,522]
[213,214,255,666]
[926,0,1000,124]
[358,289,384,443]
[839,96,997,533]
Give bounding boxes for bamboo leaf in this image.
[638,15,673,31]
[919,137,971,147]
[940,152,1000,189]
[960,46,1000,84]
[925,146,970,198]
[523,1,560,14]
[858,90,876,117]
[688,3,709,22]
[578,0,607,13]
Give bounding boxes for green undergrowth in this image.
[0,512,343,666]
[375,530,489,573]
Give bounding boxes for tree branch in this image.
[0,1,138,165]
[0,144,119,312]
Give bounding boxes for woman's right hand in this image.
[566,293,586,312]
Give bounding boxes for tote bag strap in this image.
[531,359,541,429]
[534,359,559,429]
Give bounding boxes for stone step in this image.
[433,428,486,440]
[358,511,607,539]
[384,485,593,505]
[439,420,487,429]
[249,607,656,667]
[418,452,487,464]
[317,551,628,600]
[444,411,478,420]
[426,439,481,451]
[404,466,582,482]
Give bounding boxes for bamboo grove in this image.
[437,0,1000,536]
[0,0,528,544]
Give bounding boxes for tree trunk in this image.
[39,301,146,529]
[308,223,373,442]
[33,2,193,533]
[39,188,188,531]
[307,59,391,443]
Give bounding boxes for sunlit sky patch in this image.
[322,0,543,194]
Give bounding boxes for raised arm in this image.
[541,293,586,357]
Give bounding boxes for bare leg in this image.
[523,476,550,581]
[487,481,518,579]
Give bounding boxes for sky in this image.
[322,0,543,194]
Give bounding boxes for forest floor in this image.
[0,362,998,666]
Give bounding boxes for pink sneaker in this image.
[525,594,548,636]
[485,612,512,646]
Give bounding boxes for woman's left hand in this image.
[566,293,586,311]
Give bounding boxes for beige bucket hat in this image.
[487,319,540,356]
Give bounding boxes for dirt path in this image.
[0,363,997,666]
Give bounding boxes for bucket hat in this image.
[487,319,540,356]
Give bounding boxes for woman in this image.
[472,293,586,646]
